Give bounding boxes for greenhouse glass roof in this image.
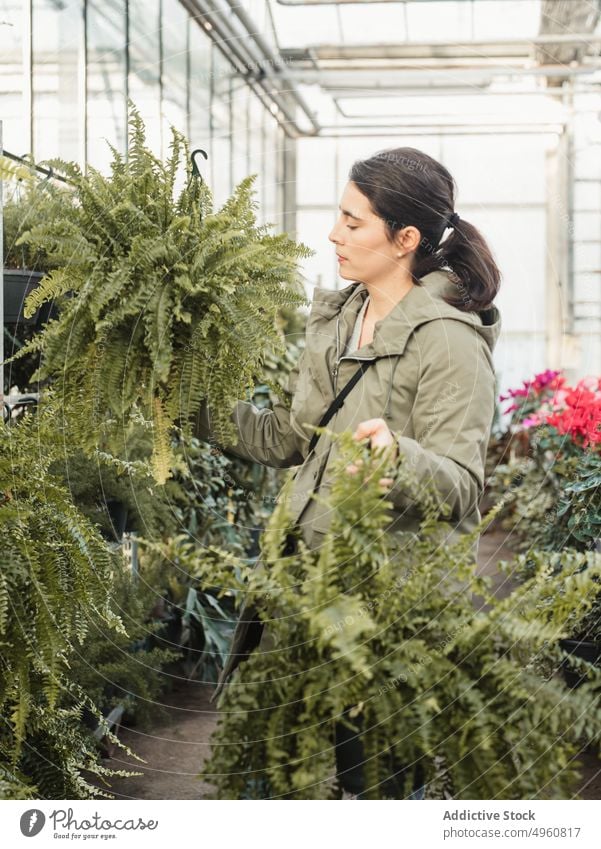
[224,0,601,135]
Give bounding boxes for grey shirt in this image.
[342,293,370,356]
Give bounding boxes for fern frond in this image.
[150,396,173,485]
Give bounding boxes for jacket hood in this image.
[310,269,502,358]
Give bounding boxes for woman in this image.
[194,146,502,798]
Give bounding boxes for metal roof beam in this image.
[280,64,601,87]
[325,85,600,97]
[276,0,481,4]
[316,124,566,136]
[281,34,601,64]
[180,0,321,136]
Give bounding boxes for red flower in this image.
[545,384,601,449]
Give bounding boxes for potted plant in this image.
[559,617,601,689]
[488,370,600,553]
[137,534,238,684]
[3,269,52,326]
[5,102,311,484]
[1,160,63,327]
[49,416,181,544]
[506,547,601,690]
[558,545,601,689]
[73,555,178,749]
[188,431,601,799]
[552,444,601,553]
[0,395,143,798]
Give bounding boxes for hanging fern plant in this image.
[5,102,311,483]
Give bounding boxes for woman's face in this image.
[328,181,419,285]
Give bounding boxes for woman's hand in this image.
[346,418,398,490]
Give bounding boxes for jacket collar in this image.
[310,269,501,358]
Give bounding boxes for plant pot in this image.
[93,704,125,759]
[2,268,57,326]
[104,498,130,542]
[558,638,601,689]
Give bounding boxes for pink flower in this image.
[500,370,566,416]
[532,369,564,392]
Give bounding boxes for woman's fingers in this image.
[351,418,399,469]
[352,418,392,444]
[347,423,396,488]
[346,460,393,490]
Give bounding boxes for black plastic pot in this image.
[104,498,132,542]
[3,268,57,326]
[558,638,601,689]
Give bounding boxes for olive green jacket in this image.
[194,269,502,556]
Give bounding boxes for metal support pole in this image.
[1,119,4,410]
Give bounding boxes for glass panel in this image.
[32,0,82,165]
[189,19,211,158]
[442,134,547,204]
[270,1,542,48]
[211,47,232,206]
[335,136,400,184]
[0,1,25,154]
[248,90,264,219]
[86,0,127,172]
[231,80,249,188]
[404,0,473,42]
[471,0,540,39]
[161,0,189,152]
[262,115,279,229]
[488,208,545,331]
[297,136,337,207]
[296,208,337,294]
[267,4,343,50]
[239,0,279,58]
[129,0,161,157]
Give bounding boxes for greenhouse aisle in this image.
[97,677,218,801]
[99,529,601,801]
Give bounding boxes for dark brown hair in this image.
[348,146,501,312]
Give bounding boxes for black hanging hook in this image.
[20,154,54,184]
[18,153,31,184]
[190,148,208,185]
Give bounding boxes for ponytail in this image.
[411,215,501,312]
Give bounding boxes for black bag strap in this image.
[307,360,376,455]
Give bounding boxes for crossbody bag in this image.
[211,359,378,702]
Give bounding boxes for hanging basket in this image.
[2,268,58,327]
[558,637,601,689]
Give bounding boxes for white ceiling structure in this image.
[190,0,601,380]
[203,0,601,137]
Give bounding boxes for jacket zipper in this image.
[335,354,376,390]
[334,312,341,392]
